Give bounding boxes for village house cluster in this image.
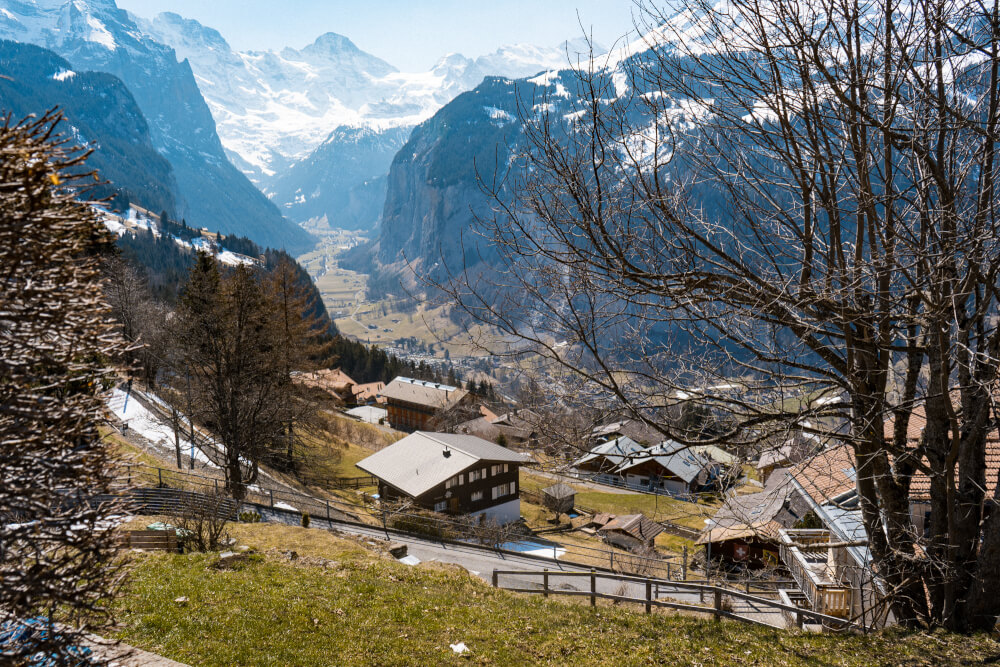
[296,369,996,628]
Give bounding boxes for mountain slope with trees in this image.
[0,40,180,216]
[0,0,314,252]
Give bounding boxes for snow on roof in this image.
[345,406,387,424]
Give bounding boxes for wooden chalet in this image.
[597,513,664,550]
[355,431,529,524]
[380,377,470,431]
[541,483,576,514]
[294,368,357,403]
[572,436,646,479]
[614,440,713,495]
[696,469,796,567]
[351,381,386,406]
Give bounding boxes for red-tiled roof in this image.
[884,404,1000,501]
[791,444,857,504]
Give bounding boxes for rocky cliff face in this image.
[134,10,600,231]
[375,77,545,278]
[0,0,313,252]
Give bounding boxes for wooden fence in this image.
[117,529,178,552]
[490,569,867,632]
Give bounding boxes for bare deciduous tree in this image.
[0,111,126,661]
[437,0,1000,630]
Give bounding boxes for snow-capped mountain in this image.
[132,11,601,229]
[138,11,598,185]
[0,0,314,252]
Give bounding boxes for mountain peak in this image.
[301,32,360,56]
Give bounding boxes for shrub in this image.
[301,512,310,529]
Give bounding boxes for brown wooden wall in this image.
[380,461,521,515]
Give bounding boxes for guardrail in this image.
[490,569,868,632]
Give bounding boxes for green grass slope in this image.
[114,525,999,666]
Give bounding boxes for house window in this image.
[445,474,464,490]
[434,500,447,512]
[469,469,481,483]
[471,490,483,502]
[491,482,516,500]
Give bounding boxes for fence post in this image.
[645,580,652,614]
[543,569,549,598]
[682,546,688,581]
[713,589,722,622]
[157,468,162,487]
[270,489,274,508]
[492,570,498,588]
[214,479,218,494]
[795,611,804,629]
[326,500,331,522]
[610,550,614,570]
[590,569,596,607]
[745,580,751,594]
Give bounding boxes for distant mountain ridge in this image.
[135,11,601,230]
[0,0,314,252]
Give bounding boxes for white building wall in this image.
[470,498,521,525]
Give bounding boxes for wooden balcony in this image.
[778,529,853,619]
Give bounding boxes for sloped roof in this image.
[345,405,387,424]
[351,381,385,401]
[573,436,646,468]
[592,419,663,445]
[790,443,857,505]
[454,416,533,443]
[356,431,529,498]
[599,513,664,541]
[696,469,794,545]
[757,443,794,469]
[692,445,737,466]
[380,377,469,410]
[615,440,708,483]
[543,483,576,499]
[295,368,357,395]
[883,402,1000,501]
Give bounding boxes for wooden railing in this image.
[779,529,854,618]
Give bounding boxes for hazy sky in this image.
[116,1,644,71]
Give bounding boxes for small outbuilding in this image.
[597,513,664,550]
[541,483,576,514]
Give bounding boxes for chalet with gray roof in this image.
[356,431,530,524]
[380,377,470,431]
[572,436,646,479]
[614,440,714,495]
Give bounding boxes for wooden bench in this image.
[117,530,179,552]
